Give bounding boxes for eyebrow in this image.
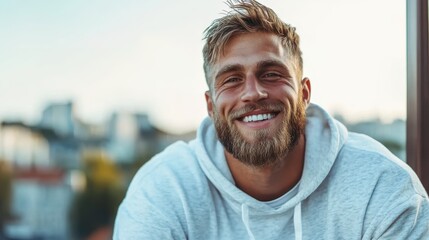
[214,64,244,82]
[256,59,292,78]
[256,59,289,72]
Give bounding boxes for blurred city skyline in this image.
[0,0,406,134]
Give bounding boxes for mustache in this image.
[228,102,284,121]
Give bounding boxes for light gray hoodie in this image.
[113,104,429,239]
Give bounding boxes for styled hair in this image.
[202,0,303,89]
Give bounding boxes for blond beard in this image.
[213,100,306,167]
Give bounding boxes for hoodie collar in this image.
[299,103,348,201]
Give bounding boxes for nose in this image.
[240,76,268,102]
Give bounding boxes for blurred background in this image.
[0,0,406,239]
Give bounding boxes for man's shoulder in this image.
[116,140,212,237]
[336,132,426,196]
[341,131,394,155]
[340,132,405,169]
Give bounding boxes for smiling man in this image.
[114,1,429,239]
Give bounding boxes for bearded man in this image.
[114,1,429,239]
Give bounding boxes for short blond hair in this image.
[203,0,303,89]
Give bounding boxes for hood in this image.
[191,103,348,238]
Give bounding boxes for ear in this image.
[301,77,311,106]
[205,91,214,118]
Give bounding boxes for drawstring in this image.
[293,202,303,240]
[241,204,255,240]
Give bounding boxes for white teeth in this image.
[243,113,274,123]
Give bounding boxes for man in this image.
[114,0,429,239]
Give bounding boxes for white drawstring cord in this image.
[241,204,255,240]
[293,202,303,240]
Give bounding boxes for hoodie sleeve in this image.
[113,199,186,240]
[112,142,194,240]
[112,169,189,240]
[365,193,429,240]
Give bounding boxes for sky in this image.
[0,0,406,134]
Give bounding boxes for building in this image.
[40,102,76,137]
[0,122,51,169]
[5,168,72,240]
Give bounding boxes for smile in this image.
[242,113,276,123]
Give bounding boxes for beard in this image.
[212,99,306,168]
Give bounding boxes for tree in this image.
[69,151,125,239]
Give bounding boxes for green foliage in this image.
[69,151,125,239]
[0,160,12,235]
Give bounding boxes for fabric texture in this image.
[113,103,429,240]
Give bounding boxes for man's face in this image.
[205,32,311,167]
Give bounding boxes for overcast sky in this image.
[0,0,406,134]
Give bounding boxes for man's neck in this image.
[225,135,306,201]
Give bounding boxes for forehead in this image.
[210,32,293,77]
[221,32,285,60]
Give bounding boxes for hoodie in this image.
[113,103,429,240]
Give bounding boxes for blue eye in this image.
[225,77,240,84]
[261,72,282,81]
[263,72,280,78]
